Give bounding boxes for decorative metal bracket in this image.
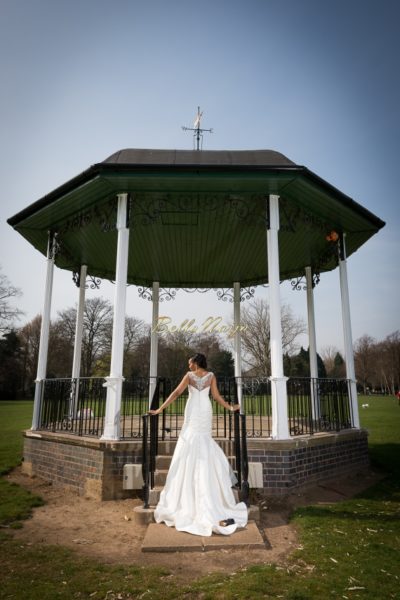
[216,287,256,302]
[181,288,212,294]
[290,272,320,291]
[137,285,257,302]
[138,287,178,302]
[87,275,102,290]
[48,231,60,260]
[290,276,307,291]
[312,272,321,288]
[72,272,102,289]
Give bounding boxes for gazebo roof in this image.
[8,149,385,288]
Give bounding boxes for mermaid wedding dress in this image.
[154,371,248,536]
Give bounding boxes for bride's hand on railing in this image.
[230,404,241,412]
[148,409,161,415]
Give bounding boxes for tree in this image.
[0,330,23,399]
[333,351,346,379]
[321,345,339,377]
[0,267,23,334]
[376,331,400,394]
[18,315,42,397]
[237,299,306,375]
[56,298,113,377]
[354,334,376,393]
[285,347,327,378]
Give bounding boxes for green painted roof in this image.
[8,149,385,287]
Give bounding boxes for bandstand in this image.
[8,149,385,500]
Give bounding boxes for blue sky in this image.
[1,0,399,354]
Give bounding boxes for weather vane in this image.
[182,106,213,150]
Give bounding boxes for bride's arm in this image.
[210,375,240,412]
[148,373,189,415]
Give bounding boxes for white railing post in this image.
[267,195,290,439]
[148,281,160,409]
[32,232,57,430]
[339,234,360,428]
[305,266,320,421]
[101,194,130,440]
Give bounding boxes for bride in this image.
[148,353,248,536]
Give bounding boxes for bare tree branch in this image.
[0,268,24,333]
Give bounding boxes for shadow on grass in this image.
[0,478,44,526]
[292,442,400,524]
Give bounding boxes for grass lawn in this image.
[0,396,399,599]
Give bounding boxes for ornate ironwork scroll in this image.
[58,197,118,235]
[216,287,256,302]
[72,271,80,288]
[72,272,101,289]
[159,289,177,302]
[138,287,153,301]
[279,197,331,234]
[138,287,178,302]
[87,275,101,290]
[312,272,320,288]
[181,287,212,294]
[290,276,307,291]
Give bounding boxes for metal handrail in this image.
[141,378,161,508]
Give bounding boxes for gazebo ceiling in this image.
[8,149,385,288]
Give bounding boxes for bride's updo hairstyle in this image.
[189,353,207,369]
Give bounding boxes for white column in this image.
[69,264,87,419]
[305,266,320,421]
[101,193,130,440]
[267,195,290,439]
[148,281,160,409]
[233,282,243,409]
[339,234,360,428]
[32,232,57,430]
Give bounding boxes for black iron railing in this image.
[39,377,106,436]
[287,377,353,435]
[37,375,354,439]
[232,380,250,506]
[239,376,272,438]
[142,379,161,508]
[121,377,156,439]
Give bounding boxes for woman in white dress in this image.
[149,353,248,536]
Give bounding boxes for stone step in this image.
[154,470,168,486]
[155,455,173,469]
[141,520,266,552]
[133,499,260,526]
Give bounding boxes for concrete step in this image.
[154,470,168,486]
[141,520,266,552]
[155,455,173,469]
[156,440,177,455]
[133,500,260,526]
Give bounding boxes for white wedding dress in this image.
[154,371,248,536]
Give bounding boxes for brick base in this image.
[22,431,142,500]
[247,429,369,494]
[22,429,369,500]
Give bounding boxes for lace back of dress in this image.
[188,371,213,391]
